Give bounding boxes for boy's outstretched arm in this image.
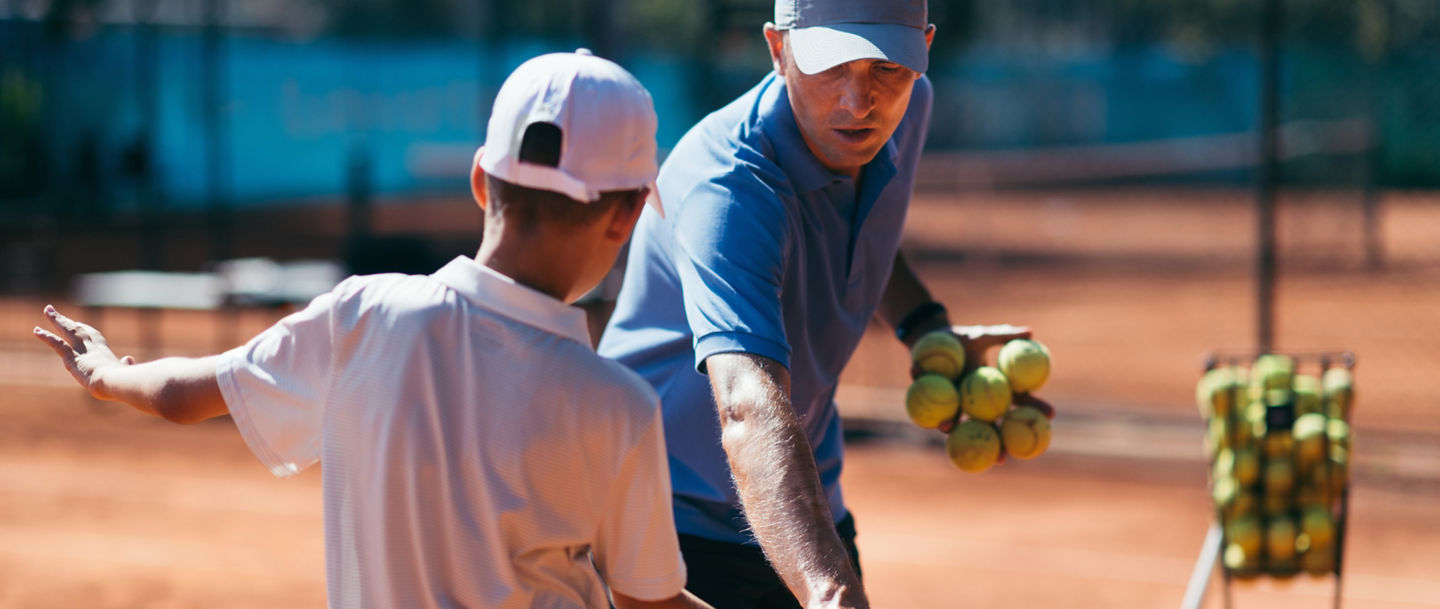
[613,590,715,609]
[33,305,227,424]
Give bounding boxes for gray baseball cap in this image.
[774,0,929,75]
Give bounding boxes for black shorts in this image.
[677,515,860,609]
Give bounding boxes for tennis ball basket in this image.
[1183,351,1356,609]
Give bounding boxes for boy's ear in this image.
[470,147,488,210]
[604,189,648,243]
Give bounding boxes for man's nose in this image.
[836,73,876,118]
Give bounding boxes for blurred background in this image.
[2,1,1439,608]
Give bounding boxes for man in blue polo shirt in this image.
[599,1,1033,607]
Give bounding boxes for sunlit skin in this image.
[763,24,935,179]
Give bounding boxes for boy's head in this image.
[470,50,660,302]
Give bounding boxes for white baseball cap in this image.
[476,50,663,215]
[774,0,929,75]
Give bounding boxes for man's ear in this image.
[763,23,787,76]
[470,147,488,210]
[924,24,936,50]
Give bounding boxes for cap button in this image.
[575,48,593,56]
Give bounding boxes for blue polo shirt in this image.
[598,71,932,544]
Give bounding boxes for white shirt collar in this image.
[431,256,590,346]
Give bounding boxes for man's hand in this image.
[907,324,1031,382]
[33,305,135,401]
[910,325,1057,462]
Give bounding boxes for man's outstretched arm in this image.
[705,352,868,609]
[33,305,227,424]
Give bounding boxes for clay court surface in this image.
[3,188,1440,607]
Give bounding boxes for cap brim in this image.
[788,23,928,75]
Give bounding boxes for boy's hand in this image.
[33,305,135,400]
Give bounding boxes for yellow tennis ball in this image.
[1326,418,1351,451]
[1292,413,1328,472]
[1301,505,1335,548]
[1212,475,1238,514]
[1292,374,1322,416]
[999,405,1051,459]
[997,338,1050,393]
[910,331,965,380]
[1229,490,1258,522]
[1223,542,1260,576]
[1266,515,1298,561]
[1323,368,1354,418]
[1204,416,1227,460]
[1234,446,1261,487]
[1229,514,1263,555]
[959,366,1012,422]
[1301,544,1335,576]
[1328,446,1350,496]
[945,420,1001,473]
[1265,458,1295,497]
[1252,354,1295,392]
[904,373,961,429]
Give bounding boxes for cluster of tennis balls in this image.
[1199,354,1354,578]
[905,331,1053,473]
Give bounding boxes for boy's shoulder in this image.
[552,341,662,416]
[327,271,452,316]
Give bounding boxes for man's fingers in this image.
[982,324,1032,339]
[937,417,956,435]
[973,326,1032,347]
[1014,394,1057,420]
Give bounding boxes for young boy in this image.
[34,51,712,609]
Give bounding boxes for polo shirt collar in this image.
[763,73,900,195]
[432,256,590,345]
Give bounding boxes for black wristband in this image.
[895,301,947,343]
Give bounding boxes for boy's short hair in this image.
[486,122,643,231]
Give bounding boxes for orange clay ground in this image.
[2,188,1439,608]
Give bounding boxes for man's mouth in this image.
[833,127,874,143]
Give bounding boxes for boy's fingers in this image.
[44,306,83,343]
[33,327,75,359]
[44,305,101,351]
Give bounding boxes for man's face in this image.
[766,26,933,179]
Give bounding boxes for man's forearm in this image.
[877,252,950,348]
[707,353,867,609]
[725,408,863,608]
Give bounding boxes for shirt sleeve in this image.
[591,402,688,600]
[671,174,792,373]
[216,283,344,478]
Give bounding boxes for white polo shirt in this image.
[216,256,686,609]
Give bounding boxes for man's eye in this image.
[875,63,903,74]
